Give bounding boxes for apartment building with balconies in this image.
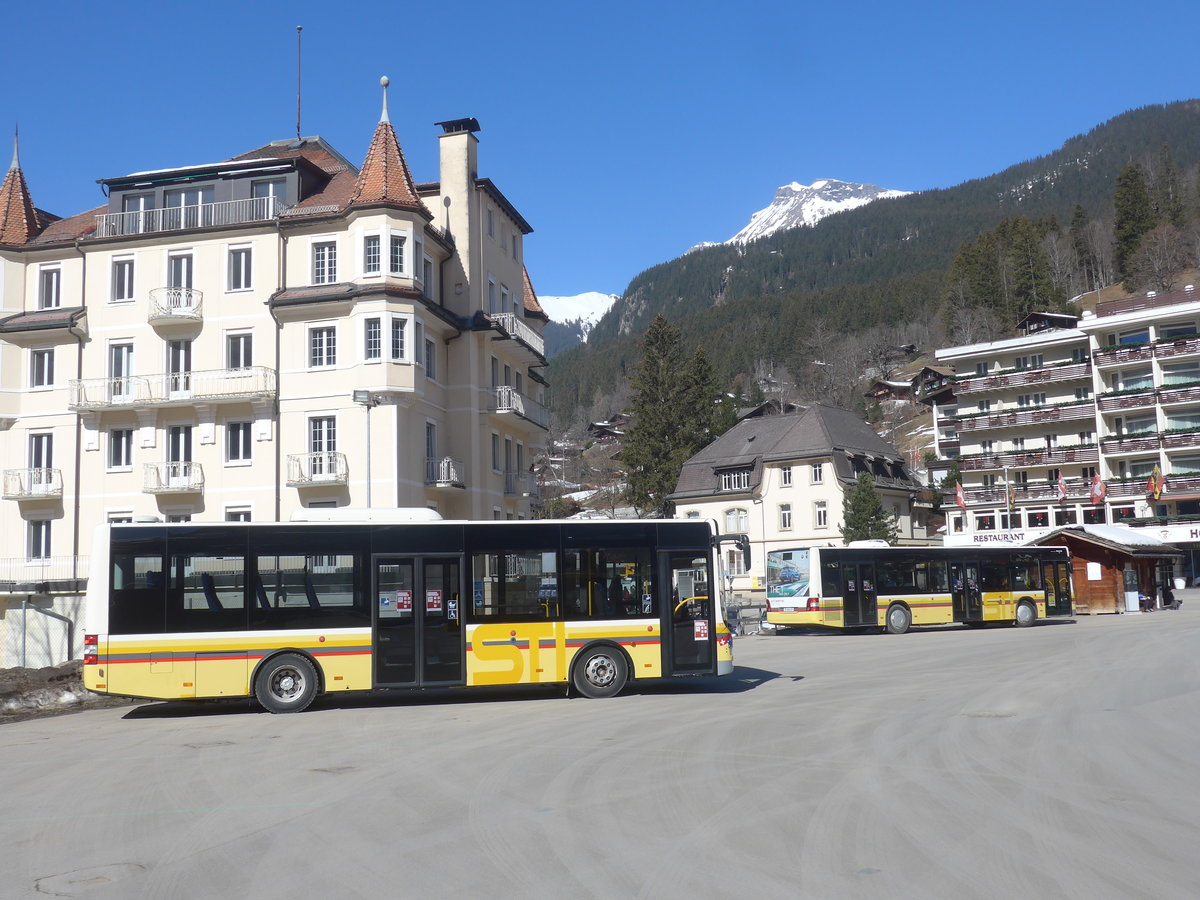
[0,85,549,664]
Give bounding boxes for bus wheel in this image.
[255,653,319,713]
[885,604,911,635]
[1014,601,1037,628]
[571,646,628,698]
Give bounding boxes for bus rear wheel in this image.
[572,646,628,698]
[255,653,319,713]
[1014,601,1037,628]
[885,604,911,635]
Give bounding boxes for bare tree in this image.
[1128,224,1191,293]
[949,302,1002,346]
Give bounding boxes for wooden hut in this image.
[1032,525,1182,614]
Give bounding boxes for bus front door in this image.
[950,562,983,621]
[373,556,464,687]
[663,552,716,674]
[841,563,877,628]
[1042,561,1073,616]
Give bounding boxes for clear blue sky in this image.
[4,1,1199,298]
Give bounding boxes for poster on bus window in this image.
[694,620,709,640]
[766,549,810,600]
[426,590,443,613]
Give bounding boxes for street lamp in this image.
[353,391,379,507]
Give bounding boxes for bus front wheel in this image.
[255,653,319,713]
[885,604,911,635]
[572,646,628,698]
[1014,601,1037,628]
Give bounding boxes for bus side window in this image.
[821,562,842,595]
[980,563,1009,591]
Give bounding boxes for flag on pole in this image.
[955,481,966,511]
[1057,472,1068,503]
[1090,474,1107,504]
[1150,464,1164,500]
[1006,481,1016,512]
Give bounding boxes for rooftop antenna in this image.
[380,76,390,124]
[295,26,303,141]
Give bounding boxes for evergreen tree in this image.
[1069,204,1100,293]
[623,315,709,517]
[839,472,899,544]
[1114,162,1157,283]
[1153,144,1188,228]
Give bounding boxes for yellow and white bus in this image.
[765,545,1074,634]
[83,512,747,712]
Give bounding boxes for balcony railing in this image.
[1154,335,1200,358]
[1162,430,1200,450]
[148,287,203,326]
[425,456,465,488]
[951,479,1093,505]
[1094,344,1153,366]
[491,386,549,429]
[953,361,1090,395]
[1157,383,1200,405]
[956,445,1099,471]
[1100,433,1160,454]
[2,468,64,500]
[490,313,546,359]
[286,452,348,487]
[70,366,277,410]
[952,401,1094,432]
[93,196,283,238]
[504,471,540,498]
[143,461,204,494]
[0,555,88,594]
[1096,389,1156,412]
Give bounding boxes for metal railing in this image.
[148,287,203,324]
[143,461,205,494]
[489,313,546,358]
[2,468,64,500]
[286,452,349,487]
[0,556,87,594]
[70,366,277,409]
[504,471,540,498]
[425,457,465,488]
[952,401,1094,432]
[93,196,283,238]
[953,361,1090,395]
[491,385,549,429]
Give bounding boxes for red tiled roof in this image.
[229,138,352,176]
[349,121,430,217]
[28,205,101,244]
[0,164,41,244]
[522,266,548,321]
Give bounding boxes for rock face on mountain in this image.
[728,178,910,243]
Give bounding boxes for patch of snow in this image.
[538,292,619,342]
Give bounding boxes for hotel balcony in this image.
[92,196,283,239]
[425,456,466,489]
[490,385,549,429]
[2,468,64,500]
[1096,388,1156,413]
[143,461,204,494]
[286,452,348,487]
[957,444,1099,472]
[950,478,1092,506]
[0,555,88,594]
[953,361,1091,395]
[69,366,276,411]
[1157,383,1200,406]
[504,471,540,498]
[489,313,546,361]
[148,287,203,328]
[1100,433,1160,455]
[1154,335,1200,359]
[1093,343,1153,367]
[1161,429,1200,450]
[951,400,1094,433]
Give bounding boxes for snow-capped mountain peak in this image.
[538,291,618,342]
[728,178,910,244]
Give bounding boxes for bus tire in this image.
[571,645,628,699]
[885,603,911,635]
[254,653,319,713]
[1014,601,1037,628]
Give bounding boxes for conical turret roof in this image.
[0,132,41,245]
[349,83,430,217]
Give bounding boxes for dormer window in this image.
[719,467,752,491]
[252,179,287,206]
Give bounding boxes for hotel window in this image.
[726,549,747,576]
[501,285,510,316]
[723,508,748,532]
[512,233,519,261]
[975,513,996,531]
[719,468,751,491]
[1017,393,1046,407]
[111,258,134,302]
[38,266,61,309]
[1075,386,1091,400]
[424,338,436,380]
[779,503,792,530]
[1162,361,1200,386]
[781,466,793,487]
[811,462,823,483]
[491,434,500,471]
[1111,366,1152,391]
[108,429,133,470]
[974,362,988,376]
[390,235,406,274]
[227,333,252,369]
[487,207,495,237]
[423,258,433,297]
[309,326,336,367]
[814,500,828,528]
[1081,466,1096,480]
[28,520,51,560]
[252,179,287,204]
[227,421,252,464]
[977,399,991,413]
[488,279,498,314]
[228,246,252,291]
[30,349,54,388]
[1161,321,1198,340]
[1014,354,1043,370]
[312,241,337,284]
[413,240,424,281]
[392,319,407,360]
[364,318,382,361]
[225,507,252,522]
[364,235,381,274]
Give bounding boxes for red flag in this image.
[955,482,966,511]
[1057,472,1068,503]
[1090,474,1107,504]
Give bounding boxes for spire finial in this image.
[10,125,19,172]
[380,76,390,124]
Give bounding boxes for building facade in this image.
[0,90,549,665]
[932,289,1200,583]
[669,405,924,602]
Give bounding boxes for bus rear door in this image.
[373,555,464,687]
[841,562,877,628]
[950,562,983,621]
